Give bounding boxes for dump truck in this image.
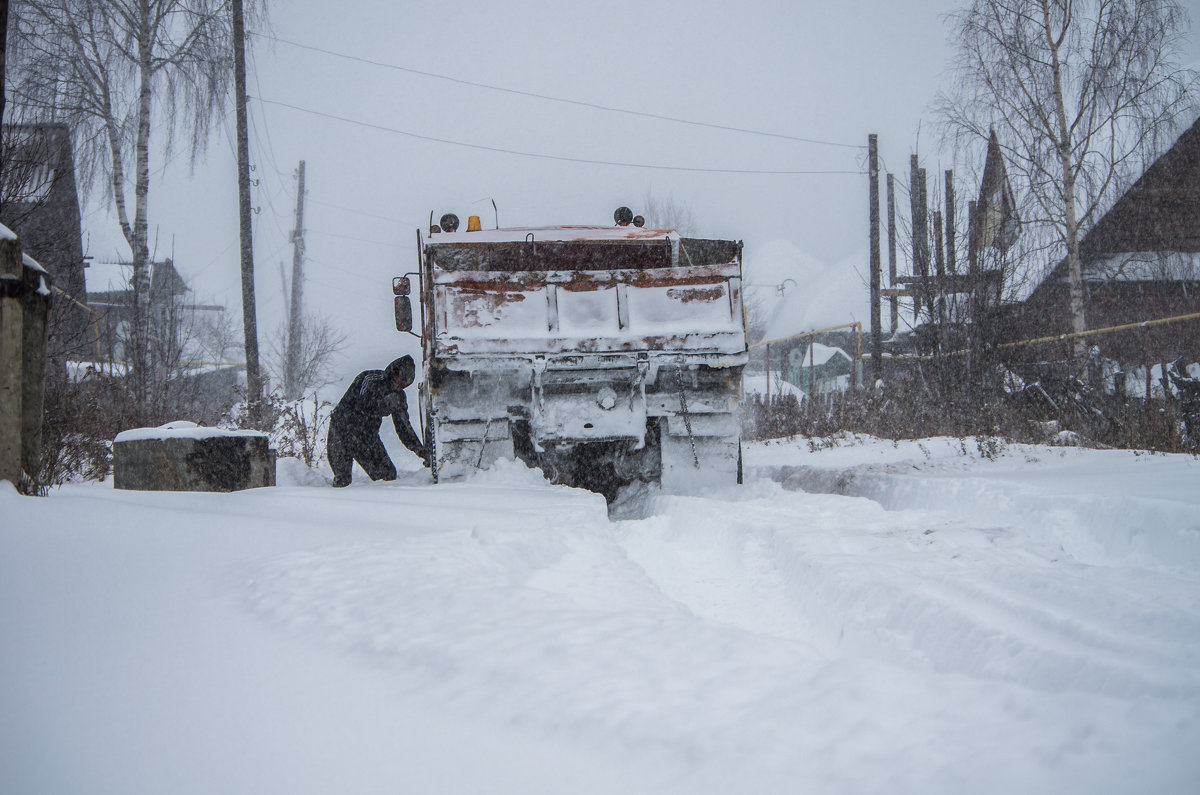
[393,210,748,501]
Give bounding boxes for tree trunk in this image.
[1043,0,1087,360]
[0,0,9,212]
[123,0,156,419]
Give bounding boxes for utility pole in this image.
[887,173,897,335]
[868,134,882,388]
[232,0,262,422]
[910,155,929,325]
[285,160,306,401]
[944,170,956,276]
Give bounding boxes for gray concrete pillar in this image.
[0,230,24,486]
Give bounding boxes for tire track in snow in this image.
[621,481,1200,700]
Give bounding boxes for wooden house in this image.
[1001,115,1200,371]
[84,258,190,366]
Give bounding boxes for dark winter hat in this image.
[385,355,415,383]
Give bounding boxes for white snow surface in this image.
[800,341,850,366]
[2,437,1199,794]
[743,372,806,400]
[113,421,268,443]
[22,253,47,274]
[430,225,677,244]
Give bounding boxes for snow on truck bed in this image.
[428,225,678,244]
[2,437,1198,794]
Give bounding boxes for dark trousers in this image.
[327,418,397,487]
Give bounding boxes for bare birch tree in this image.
[938,0,1197,356]
[6,0,263,417]
[1,0,10,149]
[640,190,698,236]
[265,311,345,400]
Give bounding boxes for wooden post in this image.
[887,173,897,335]
[232,0,262,422]
[809,342,815,399]
[21,263,49,482]
[910,156,928,324]
[933,210,945,329]
[966,199,979,378]
[0,231,24,484]
[1143,328,1153,401]
[868,135,882,389]
[765,343,771,408]
[944,170,956,276]
[284,160,307,401]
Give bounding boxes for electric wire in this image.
[252,32,864,151]
[308,197,423,230]
[247,46,289,179]
[307,228,405,249]
[252,97,864,176]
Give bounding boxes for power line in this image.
[308,197,423,229]
[308,227,405,248]
[253,96,865,176]
[253,32,864,151]
[247,46,289,179]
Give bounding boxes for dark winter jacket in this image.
[331,366,424,456]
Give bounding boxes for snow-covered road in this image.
[2,438,1198,793]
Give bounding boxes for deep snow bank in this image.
[748,435,1200,575]
[2,440,1198,794]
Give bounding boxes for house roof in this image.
[1033,114,1200,296]
[0,123,85,294]
[84,259,189,300]
[1080,115,1200,257]
[799,342,851,367]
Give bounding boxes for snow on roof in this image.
[427,226,679,245]
[22,253,47,274]
[743,372,806,400]
[800,342,850,366]
[0,223,16,242]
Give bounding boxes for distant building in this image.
[84,258,190,366]
[782,342,859,398]
[81,257,241,422]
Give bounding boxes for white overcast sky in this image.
[78,0,1200,355]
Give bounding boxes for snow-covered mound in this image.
[744,239,870,343]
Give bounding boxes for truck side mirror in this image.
[395,295,413,332]
[393,276,411,295]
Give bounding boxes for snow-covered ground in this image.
[3,437,1198,794]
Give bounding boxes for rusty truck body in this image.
[395,220,748,501]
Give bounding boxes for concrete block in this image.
[113,423,276,492]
